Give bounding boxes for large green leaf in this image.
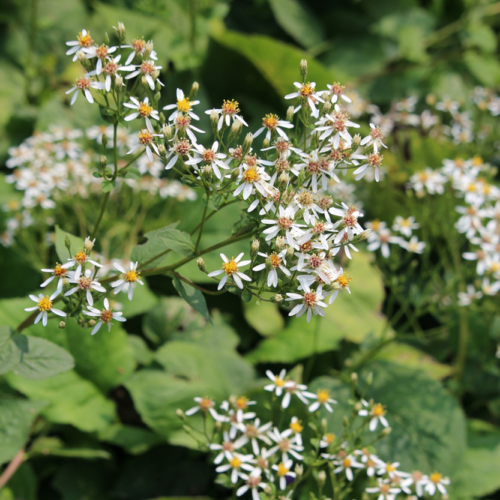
[6,370,115,432]
[55,225,85,263]
[243,299,284,337]
[130,223,180,269]
[117,281,158,318]
[268,0,324,49]
[246,251,390,363]
[0,398,47,465]
[98,424,164,455]
[65,320,136,393]
[172,275,212,324]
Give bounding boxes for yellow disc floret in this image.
[263,114,279,129]
[125,270,139,283]
[222,99,240,115]
[138,102,153,117]
[430,472,442,484]
[317,389,329,404]
[38,296,52,312]
[177,97,191,112]
[77,31,93,47]
[289,420,303,433]
[277,462,289,477]
[299,83,314,98]
[222,259,239,276]
[243,167,259,183]
[235,395,249,409]
[371,403,386,417]
[337,274,351,288]
[230,456,242,469]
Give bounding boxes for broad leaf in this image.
[160,228,194,257]
[130,222,179,268]
[98,424,164,455]
[55,225,85,263]
[172,275,212,325]
[243,300,284,337]
[29,437,111,460]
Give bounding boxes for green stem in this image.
[195,201,208,254]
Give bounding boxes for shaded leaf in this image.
[98,424,164,455]
[173,275,213,324]
[55,225,85,263]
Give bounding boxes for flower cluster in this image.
[182,370,450,500]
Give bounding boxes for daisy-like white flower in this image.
[264,369,288,396]
[65,268,106,306]
[315,107,359,147]
[303,388,337,413]
[399,236,426,254]
[458,284,483,306]
[262,206,305,247]
[66,73,106,105]
[173,114,205,143]
[272,459,296,490]
[365,479,401,500]
[233,164,271,200]
[367,229,401,258]
[360,123,388,153]
[25,292,66,327]
[101,55,123,92]
[352,151,384,182]
[122,38,158,65]
[283,417,304,446]
[83,43,118,74]
[185,141,229,180]
[377,461,409,480]
[267,428,304,461]
[216,452,255,484]
[423,472,450,496]
[67,248,102,279]
[209,431,248,464]
[400,471,428,496]
[481,277,500,296]
[358,401,389,431]
[65,29,93,60]
[319,433,336,448]
[205,99,248,130]
[121,59,163,90]
[333,454,363,481]
[354,449,383,477]
[165,139,193,170]
[237,468,268,500]
[110,261,144,300]
[285,82,324,118]
[282,381,309,408]
[327,82,352,104]
[241,419,273,455]
[254,114,294,141]
[40,262,75,292]
[124,97,159,132]
[208,253,252,290]
[330,203,364,244]
[286,283,327,323]
[82,298,126,334]
[392,216,419,237]
[127,129,161,163]
[253,252,290,288]
[163,88,200,122]
[185,396,219,419]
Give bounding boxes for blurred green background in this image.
[2,1,500,500]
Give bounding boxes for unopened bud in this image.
[228,119,243,142]
[84,237,95,251]
[272,294,283,303]
[262,138,270,149]
[286,246,294,259]
[101,132,108,148]
[161,124,173,140]
[242,133,253,156]
[297,168,306,186]
[89,320,96,327]
[354,401,362,412]
[159,112,165,124]
[365,371,373,386]
[353,133,362,146]
[154,91,161,103]
[144,41,154,60]
[176,408,186,421]
[251,239,260,256]
[321,418,327,431]
[190,81,199,99]
[275,236,286,250]
[426,94,436,106]
[214,420,222,430]
[351,372,358,383]
[210,109,219,127]
[58,321,66,329]
[115,75,123,88]
[202,165,212,178]
[343,416,349,427]
[295,464,304,477]
[197,257,207,273]
[114,22,126,42]
[264,485,272,495]
[100,155,107,168]
[381,427,392,436]
[77,50,87,64]
[286,105,295,123]
[64,234,71,254]
[360,229,371,240]
[322,101,332,114]
[300,59,308,81]
[318,471,326,483]
[279,172,290,184]
[141,76,148,87]
[158,144,166,156]
[104,32,110,45]
[153,70,160,81]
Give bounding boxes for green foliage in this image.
[172,275,213,324]
[55,226,85,262]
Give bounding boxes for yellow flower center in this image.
[230,457,242,469]
[275,375,285,387]
[269,253,282,269]
[199,397,213,411]
[95,44,109,59]
[372,403,385,417]
[53,264,67,277]
[299,83,314,98]
[222,260,239,276]
[467,183,476,192]
[138,102,153,117]
[77,31,93,47]
[277,463,289,477]
[263,114,279,129]
[343,458,352,468]
[75,251,87,263]
[100,309,114,323]
[418,172,428,182]
[473,155,483,166]
[337,274,351,288]
[317,389,329,404]
[386,463,396,472]
[380,484,391,494]
[372,219,381,231]
[325,433,335,444]
[430,472,442,484]
[140,61,155,75]
[132,38,146,52]
[289,420,303,433]
[138,129,153,145]
[125,270,139,282]
[235,396,249,409]
[37,296,52,312]
[177,97,191,112]
[222,99,240,115]
[243,168,260,183]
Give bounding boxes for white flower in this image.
[286,282,328,323]
[399,236,426,254]
[254,114,294,141]
[283,417,304,446]
[173,114,205,143]
[253,252,290,288]
[360,123,387,153]
[128,129,161,163]
[185,397,219,419]
[82,43,118,74]
[164,88,200,122]
[67,249,102,279]
[165,139,193,170]
[264,369,288,396]
[271,459,296,490]
[185,141,229,180]
[216,452,255,484]
[205,99,248,130]
[377,461,409,480]
[281,381,309,408]
[392,216,419,238]
[458,284,483,306]
[327,82,352,104]
[400,471,428,497]
[481,277,500,296]
[65,29,94,60]
[303,388,337,413]
[354,449,383,476]
[358,401,389,431]
[82,298,126,334]
[329,202,364,243]
[121,59,163,90]
[25,292,66,327]
[233,164,271,200]
[237,468,268,500]
[124,97,160,132]
[110,261,144,300]
[333,454,363,481]
[64,268,106,306]
[267,427,304,462]
[66,73,106,105]
[319,433,336,448]
[367,229,401,258]
[40,262,75,292]
[209,431,248,464]
[285,82,325,118]
[262,206,305,247]
[366,478,401,500]
[241,419,273,455]
[208,253,252,290]
[122,38,159,65]
[423,472,450,496]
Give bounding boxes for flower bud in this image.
[381,427,392,436]
[295,464,304,477]
[114,22,126,42]
[321,418,327,431]
[100,155,107,168]
[318,471,326,484]
[272,294,283,303]
[210,109,219,130]
[322,100,332,114]
[214,420,222,430]
[157,144,166,157]
[161,124,173,140]
[77,50,87,64]
[275,236,286,250]
[242,133,253,156]
[59,321,66,329]
[264,485,272,495]
[228,119,243,142]
[154,91,161,103]
[202,165,212,178]
[351,372,358,383]
[144,40,154,60]
[89,320,96,327]
[104,32,110,45]
[197,257,207,273]
[354,401,362,412]
[286,246,294,259]
[426,93,436,106]
[176,408,186,421]
[251,239,260,256]
[84,237,95,251]
[360,229,371,240]
[64,234,71,254]
[141,76,148,87]
[190,81,199,99]
[286,105,295,123]
[262,138,270,149]
[353,133,362,147]
[300,59,308,81]
[115,75,123,88]
[279,172,290,184]
[159,112,165,124]
[365,371,373,386]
